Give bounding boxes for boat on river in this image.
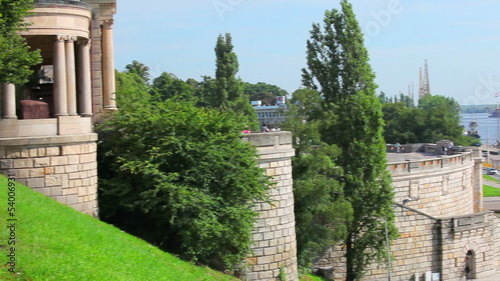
[489,108,500,117]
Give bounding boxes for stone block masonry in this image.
[0,134,98,217]
[242,131,298,281]
[317,149,500,280]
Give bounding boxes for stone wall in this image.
[0,134,98,216]
[315,204,441,280]
[440,212,499,280]
[390,152,476,217]
[316,149,500,280]
[242,131,298,281]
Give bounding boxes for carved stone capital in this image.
[66,36,77,43]
[77,38,91,46]
[102,19,114,29]
[55,35,67,42]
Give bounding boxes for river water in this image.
[461,113,500,144]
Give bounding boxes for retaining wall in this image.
[0,134,98,216]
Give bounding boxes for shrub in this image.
[97,88,269,272]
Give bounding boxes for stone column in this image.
[65,37,78,116]
[77,38,92,117]
[53,36,68,116]
[473,156,484,212]
[101,19,117,111]
[2,83,17,119]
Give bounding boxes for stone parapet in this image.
[243,132,298,281]
[0,134,98,216]
[390,151,478,218]
[388,151,474,176]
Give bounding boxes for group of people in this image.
[241,124,272,134]
[443,141,454,155]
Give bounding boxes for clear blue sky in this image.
[114,0,500,106]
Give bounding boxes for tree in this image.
[0,0,41,84]
[150,72,195,100]
[208,33,257,129]
[301,1,397,279]
[381,102,421,144]
[243,82,288,105]
[381,95,475,145]
[97,80,270,272]
[417,95,462,141]
[284,89,353,269]
[125,60,150,84]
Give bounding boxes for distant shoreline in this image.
[461,104,498,114]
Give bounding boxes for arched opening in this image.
[465,250,476,279]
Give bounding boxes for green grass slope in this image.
[0,176,236,281]
[484,185,500,197]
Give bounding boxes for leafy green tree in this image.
[97,80,270,272]
[284,89,353,269]
[243,82,288,105]
[125,60,150,84]
[0,0,41,84]
[381,95,476,145]
[115,71,148,94]
[417,95,462,141]
[301,1,397,279]
[150,72,195,100]
[208,33,257,129]
[381,102,421,144]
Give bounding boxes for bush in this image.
[97,88,269,272]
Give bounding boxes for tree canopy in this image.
[98,71,270,272]
[207,33,257,128]
[243,82,288,105]
[124,60,150,84]
[381,94,476,145]
[0,0,41,84]
[296,1,397,279]
[150,72,196,101]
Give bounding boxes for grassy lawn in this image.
[483,174,500,183]
[482,175,500,197]
[0,175,236,281]
[484,185,500,197]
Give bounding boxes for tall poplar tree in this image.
[301,1,397,279]
[208,33,257,129]
[0,0,41,84]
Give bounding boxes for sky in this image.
[113,0,500,106]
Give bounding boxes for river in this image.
[461,113,500,144]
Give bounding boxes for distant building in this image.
[253,96,287,128]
